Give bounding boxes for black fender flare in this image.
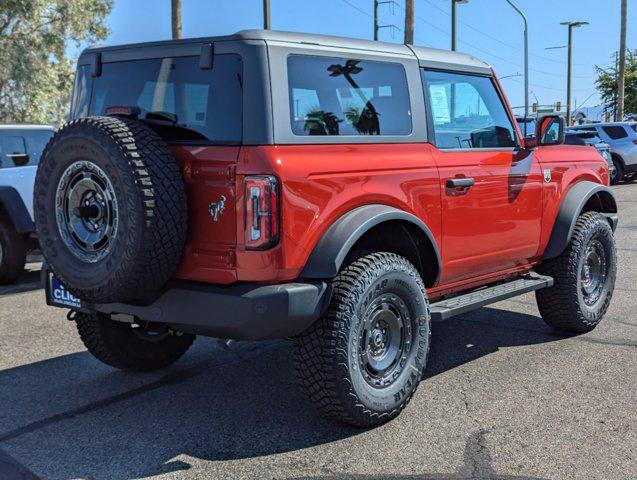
[0,186,34,233]
[543,181,618,260]
[300,204,441,283]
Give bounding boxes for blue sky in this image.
[73,0,635,113]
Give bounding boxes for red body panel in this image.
[169,140,609,296]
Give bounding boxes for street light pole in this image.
[504,0,528,138]
[451,0,468,51]
[560,21,588,125]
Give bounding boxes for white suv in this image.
[571,122,637,184]
[0,125,54,283]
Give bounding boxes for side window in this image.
[287,55,412,136]
[631,124,637,133]
[602,126,628,140]
[422,70,517,149]
[0,135,28,167]
[24,130,54,166]
[71,65,91,119]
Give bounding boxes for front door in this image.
[422,69,543,284]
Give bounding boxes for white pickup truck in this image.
[0,124,53,283]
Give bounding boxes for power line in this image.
[420,0,591,67]
[506,76,592,93]
[340,0,433,46]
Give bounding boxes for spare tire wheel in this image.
[34,116,187,303]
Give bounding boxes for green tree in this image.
[0,0,112,125]
[595,51,637,119]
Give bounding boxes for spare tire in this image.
[34,116,187,303]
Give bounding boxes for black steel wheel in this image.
[34,116,187,303]
[536,211,616,333]
[294,252,431,427]
[55,160,119,263]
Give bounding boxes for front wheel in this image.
[294,252,431,427]
[536,212,616,333]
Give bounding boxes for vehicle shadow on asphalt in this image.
[0,307,565,480]
[0,267,41,297]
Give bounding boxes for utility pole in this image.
[171,0,182,39]
[617,0,627,121]
[263,0,271,29]
[404,0,414,45]
[374,0,378,40]
[560,21,588,125]
[451,0,468,51]
[505,1,528,137]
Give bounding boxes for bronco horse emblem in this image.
[208,195,227,222]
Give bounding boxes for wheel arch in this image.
[543,181,617,260]
[0,186,35,233]
[300,204,441,287]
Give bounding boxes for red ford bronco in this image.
[35,30,618,427]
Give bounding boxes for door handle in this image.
[446,177,475,189]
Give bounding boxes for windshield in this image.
[76,55,243,144]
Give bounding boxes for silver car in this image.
[570,122,637,184]
[565,129,616,181]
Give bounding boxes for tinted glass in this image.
[71,65,91,119]
[602,126,628,140]
[87,55,243,143]
[0,135,26,167]
[24,129,54,166]
[288,55,412,136]
[422,70,517,149]
[0,130,52,168]
[631,124,637,133]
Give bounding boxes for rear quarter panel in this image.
[236,144,442,282]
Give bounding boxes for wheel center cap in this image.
[371,329,384,348]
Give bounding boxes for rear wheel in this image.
[610,156,624,184]
[294,252,431,427]
[536,212,616,333]
[0,217,26,284]
[75,312,195,372]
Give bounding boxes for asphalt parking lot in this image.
[0,185,635,480]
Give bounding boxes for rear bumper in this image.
[44,265,331,341]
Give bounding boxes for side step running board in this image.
[429,274,553,321]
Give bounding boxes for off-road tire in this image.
[536,212,616,333]
[34,116,187,303]
[611,156,624,184]
[75,312,195,372]
[294,252,431,427]
[0,217,26,284]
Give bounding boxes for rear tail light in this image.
[633,140,637,146]
[244,175,279,250]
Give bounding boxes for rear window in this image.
[81,55,243,144]
[631,124,637,133]
[602,126,628,140]
[287,55,412,136]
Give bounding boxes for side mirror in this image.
[536,115,566,146]
[524,134,537,149]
